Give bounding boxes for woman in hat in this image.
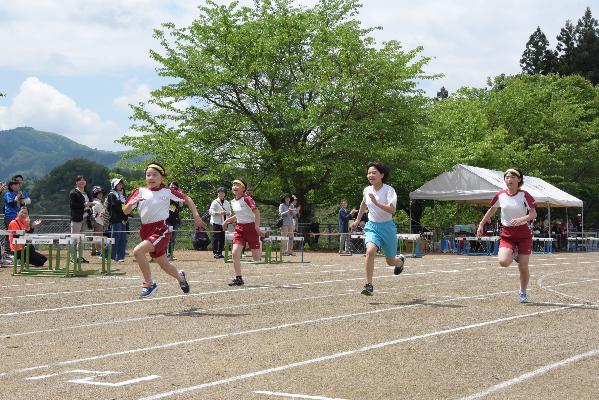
[105,177,129,262]
[477,167,537,303]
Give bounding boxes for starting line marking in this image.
[26,369,160,387]
[254,390,349,400]
[458,347,599,400]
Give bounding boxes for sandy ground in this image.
[1,249,598,400]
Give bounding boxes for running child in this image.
[477,167,537,303]
[222,179,264,286]
[352,162,405,296]
[123,162,205,298]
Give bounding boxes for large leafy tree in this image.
[119,0,433,221]
[520,27,556,75]
[571,7,599,84]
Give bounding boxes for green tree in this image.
[520,26,556,75]
[572,7,599,84]
[556,20,577,76]
[119,0,434,222]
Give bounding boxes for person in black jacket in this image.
[105,178,129,262]
[69,175,93,263]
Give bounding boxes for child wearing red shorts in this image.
[222,179,264,286]
[477,168,537,303]
[124,162,205,298]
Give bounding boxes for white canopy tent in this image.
[409,164,584,233]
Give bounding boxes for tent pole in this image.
[581,206,584,236]
[566,208,569,236]
[548,207,551,238]
[409,200,412,234]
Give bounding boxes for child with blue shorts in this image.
[352,162,405,296]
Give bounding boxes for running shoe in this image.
[518,290,528,303]
[179,270,190,294]
[228,277,244,286]
[140,282,158,298]
[394,254,405,275]
[361,283,374,296]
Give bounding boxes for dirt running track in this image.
[1,250,598,400]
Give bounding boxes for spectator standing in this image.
[105,178,129,263]
[8,207,47,267]
[209,187,231,259]
[3,180,31,258]
[338,199,351,254]
[69,176,93,263]
[278,193,296,256]
[90,186,106,257]
[166,181,184,261]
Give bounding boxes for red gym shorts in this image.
[140,220,171,258]
[499,225,533,255]
[233,223,261,249]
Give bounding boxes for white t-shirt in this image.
[231,195,257,224]
[209,198,232,225]
[363,184,397,223]
[128,185,187,224]
[489,189,536,227]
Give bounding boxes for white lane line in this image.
[458,347,599,400]
[1,282,450,338]
[0,288,517,377]
[254,390,348,399]
[136,306,570,400]
[0,266,481,317]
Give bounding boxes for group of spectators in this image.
[0,174,43,266]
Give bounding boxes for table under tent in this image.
[409,164,584,253]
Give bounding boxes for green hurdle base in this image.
[223,240,284,264]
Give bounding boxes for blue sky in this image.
[0,0,593,151]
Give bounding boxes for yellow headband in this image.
[504,168,521,177]
[232,179,245,189]
[146,163,165,176]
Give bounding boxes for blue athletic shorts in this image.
[364,220,398,258]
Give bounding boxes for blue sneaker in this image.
[140,282,158,298]
[519,290,528,303]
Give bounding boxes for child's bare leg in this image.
[232,243,243,276]
[155,254,182,282]
[364,242,378,284]
[133,240,155,286]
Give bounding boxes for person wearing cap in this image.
[477,167,537,304]
[90,186,106,257]
[105,177,129,262]
[3,179,32,258]
[209,187,232,259]
[278,193,296,256]
[222,179,265,286]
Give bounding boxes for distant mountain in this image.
[0,127,122,180]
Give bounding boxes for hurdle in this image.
[223,231,306,264]
[454,236,500,256]
[398,233,423,258]
[532,237,554,254]
[11,234,121,277]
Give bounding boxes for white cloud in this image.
[0,77,125,150]
[0,0,200,75]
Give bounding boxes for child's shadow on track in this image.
[156,308,252,318]
[524,302,599,310]
[367,299,465,308]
